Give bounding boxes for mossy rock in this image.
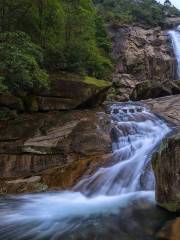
[33,72,112,109]
[84,76,112,88]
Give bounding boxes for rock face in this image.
[107,24,177,101]
[0,109,112,193]
[33,73,112,111]
[153,133,180,212]
[164,17,180,29]
[0,72,112,116]
[0,72,112,194]
[143,94,180,125]
[157,218,180,240]
[143,94,180,212]
[131,80,180,100]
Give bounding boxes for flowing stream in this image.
[169,25,180,79]
[0,103,172,240]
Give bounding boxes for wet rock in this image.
[153,133,180,212]
[143,94,180,125]
[143,95,180,212]
[157,218,180,240]
[113,109,119,114]
[70,120,111,155]
[0,176,47,194]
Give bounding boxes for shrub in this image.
[0,31,49,94]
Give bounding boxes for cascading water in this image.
[169,25,180,79]
[0,103,172,240]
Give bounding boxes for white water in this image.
[0,103,171,239]
[169,25,180,79]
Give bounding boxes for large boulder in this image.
[131,80,180,100]
[33,72,112,111]
[143,94,180,125]
[142,95,180,212]
[153,133,180,212]
[107,74,138,101]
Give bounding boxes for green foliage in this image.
[0,77,8,92]
[94,0,180,26]
[0,31,48,93]
[0,0,113,81]
[163,0,180,17]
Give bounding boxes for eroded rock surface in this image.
[107,24,177,101]
[143,94,180,212]
[153,133,180,212]
[0,72,112,116]
[143,94,180,125]
[0,109,112,193]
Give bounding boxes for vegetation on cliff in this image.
[0,31,48,93]
[94,0,180,26]
[1,0,180,95]
[0,0,113,94]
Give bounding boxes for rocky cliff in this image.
[107,24,178,101]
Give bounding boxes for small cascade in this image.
[0,103,171,240]
[75,103,170,196]
[169,25,180,79]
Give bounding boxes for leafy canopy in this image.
[0,0,113,84]
[94,0,180,26]
[0,31,48,93]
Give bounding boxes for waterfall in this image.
[0,104,171,240]
[169,25,180,79]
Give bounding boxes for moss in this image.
[84,76,112,88]
[50,72,112,88]
[159,201,180,212]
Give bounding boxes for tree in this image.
[0,0,113,81]
[164,0,172,7]
[0,32,48,93]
